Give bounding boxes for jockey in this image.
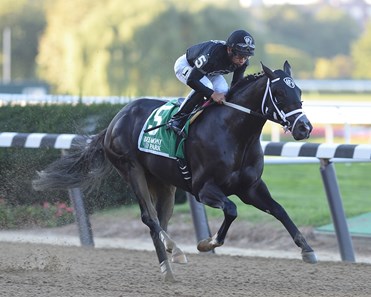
[168,29,255,135]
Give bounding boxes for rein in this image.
[222,101,265,119]
[223,77,305,132]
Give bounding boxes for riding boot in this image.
[168,92,205,135]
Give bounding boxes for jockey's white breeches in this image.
[174,54,228,106]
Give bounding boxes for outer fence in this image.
[1,132,371,262]
[269,101,371,143]
[2,94,371,144]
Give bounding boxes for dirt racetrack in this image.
[0,241,371,297]
[1,211,371,297]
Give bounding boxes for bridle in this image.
[261,77,306,132]
[223,76,306,132]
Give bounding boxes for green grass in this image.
[212,162,371,227]
[98,203,141,218]
[98,162,371,228]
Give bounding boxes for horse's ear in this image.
[283,60,292,77]
[261,62,277,80]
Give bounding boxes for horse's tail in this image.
[33,129,113,192]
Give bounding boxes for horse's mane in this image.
[226,71,265,99]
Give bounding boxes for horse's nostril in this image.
[299,122,312,133]
[299,124,309,132]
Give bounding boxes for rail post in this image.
[67,187,94,247]
[62,149,94,247]
[319,158,355,262]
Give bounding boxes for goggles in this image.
[232,43,254,57]
[231,49,251,59]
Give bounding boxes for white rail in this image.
[2,94,370,143]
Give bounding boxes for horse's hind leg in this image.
[240,179,317,264]
[127,163,176,282]
[149,181,187,264]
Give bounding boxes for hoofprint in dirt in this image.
[0,241,370,297]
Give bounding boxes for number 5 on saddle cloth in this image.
[138,98,196,182]
[138,98,190,159]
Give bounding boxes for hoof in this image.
[197,237,223,252]
[160,260,176,282]
[302,251,318,264]
[163,272,177,282]
[171,247,188,264]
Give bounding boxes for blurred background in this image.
[1,0,370,97]
[1,0,371,229]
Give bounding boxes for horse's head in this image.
[261,61,312,140]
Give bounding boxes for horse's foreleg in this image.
[273,206,317,263]
[197,201,237,252]
[241,180,317,264]
[196,182,237,252]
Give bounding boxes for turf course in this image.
[101,162,371,228]
[203,162,371,227]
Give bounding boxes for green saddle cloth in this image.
[138,99,189,159]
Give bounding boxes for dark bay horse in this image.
[33,61,317,282]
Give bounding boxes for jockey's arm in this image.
[186,67,214,99]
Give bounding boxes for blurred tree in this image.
[314,55,353,79]
[3,0,368,93]
[37,0,254,96]
[0,0,27,15]
[264,43,313,78]
[0,0,46,81]
[38,0,169,96]
[352,21,371,79]
[37,0,98,95]
[132,5,255,96]
[261,5,360,59]
[311,7,360,58]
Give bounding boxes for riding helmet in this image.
[226,30,255,56]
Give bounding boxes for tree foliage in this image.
[261,4,360,58]
[37,0,255,96]
[314,55,353,79]
[352,21,371,79]
[0,0,27,15]
[0,1,368,95]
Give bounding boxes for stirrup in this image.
[169,123,186,137]
[167,112,188,135]
[167,119,186,137]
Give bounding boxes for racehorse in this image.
[33,61,317,282]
